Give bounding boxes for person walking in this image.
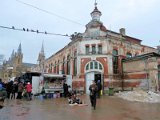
[17,82,24,99]
[89,80,98,110]
[11,82,18,99]
[97,80,102,98]
[63,82,69,98]
[26,82,32,100]
[6,81,13,99]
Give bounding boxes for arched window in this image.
[99,63,102,70]
[94,61,98,69]
[126,52,132,58]
[90,62,93,69]
[85,61,103,72]
[67,55,70,75]
[112,49,118,74]
[62,57,65,74]
[54,61,56,73]
[57,60,59,74]
[73,51,77,76]
[51,63,53,73]
[86,64,89,70]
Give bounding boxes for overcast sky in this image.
[0,0,160,64]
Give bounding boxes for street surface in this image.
[0,95,160,120]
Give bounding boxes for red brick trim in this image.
[123,73,147,79]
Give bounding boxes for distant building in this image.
[0,43,35,81]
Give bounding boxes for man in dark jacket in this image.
[63,82,69,98]
[89,80,98,110]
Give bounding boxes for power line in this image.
[16,0,84,26]
[0,25,109,40]
[0,25,70,37]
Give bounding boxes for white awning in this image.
[43,73,64,78]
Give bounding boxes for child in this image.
[68,92,82,104]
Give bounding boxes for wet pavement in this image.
[0,95,160,120]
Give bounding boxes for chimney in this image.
[120,28,126,36]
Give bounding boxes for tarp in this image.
[32,76,41,95]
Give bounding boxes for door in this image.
[95,74,101,83]
[86,72,95,94]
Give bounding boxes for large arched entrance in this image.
[85,60,104,94]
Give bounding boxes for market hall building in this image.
[43,3,160,94]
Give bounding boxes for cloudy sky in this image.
[0,0,160,64]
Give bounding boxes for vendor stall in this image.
[42,73,66,98]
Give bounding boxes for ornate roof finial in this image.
[91,0,101,21]
[95,0,97,8]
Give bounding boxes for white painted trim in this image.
[85,60,104,73]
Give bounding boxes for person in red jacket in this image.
[26,82,32,100]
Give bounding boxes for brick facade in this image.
[37,5,159,93]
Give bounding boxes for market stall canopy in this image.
[43,74,65,78]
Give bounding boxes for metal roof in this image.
[122,52,160,62]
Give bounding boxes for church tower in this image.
[38,42,45,73]
[9,50,15,65]
[16,43,23,66]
